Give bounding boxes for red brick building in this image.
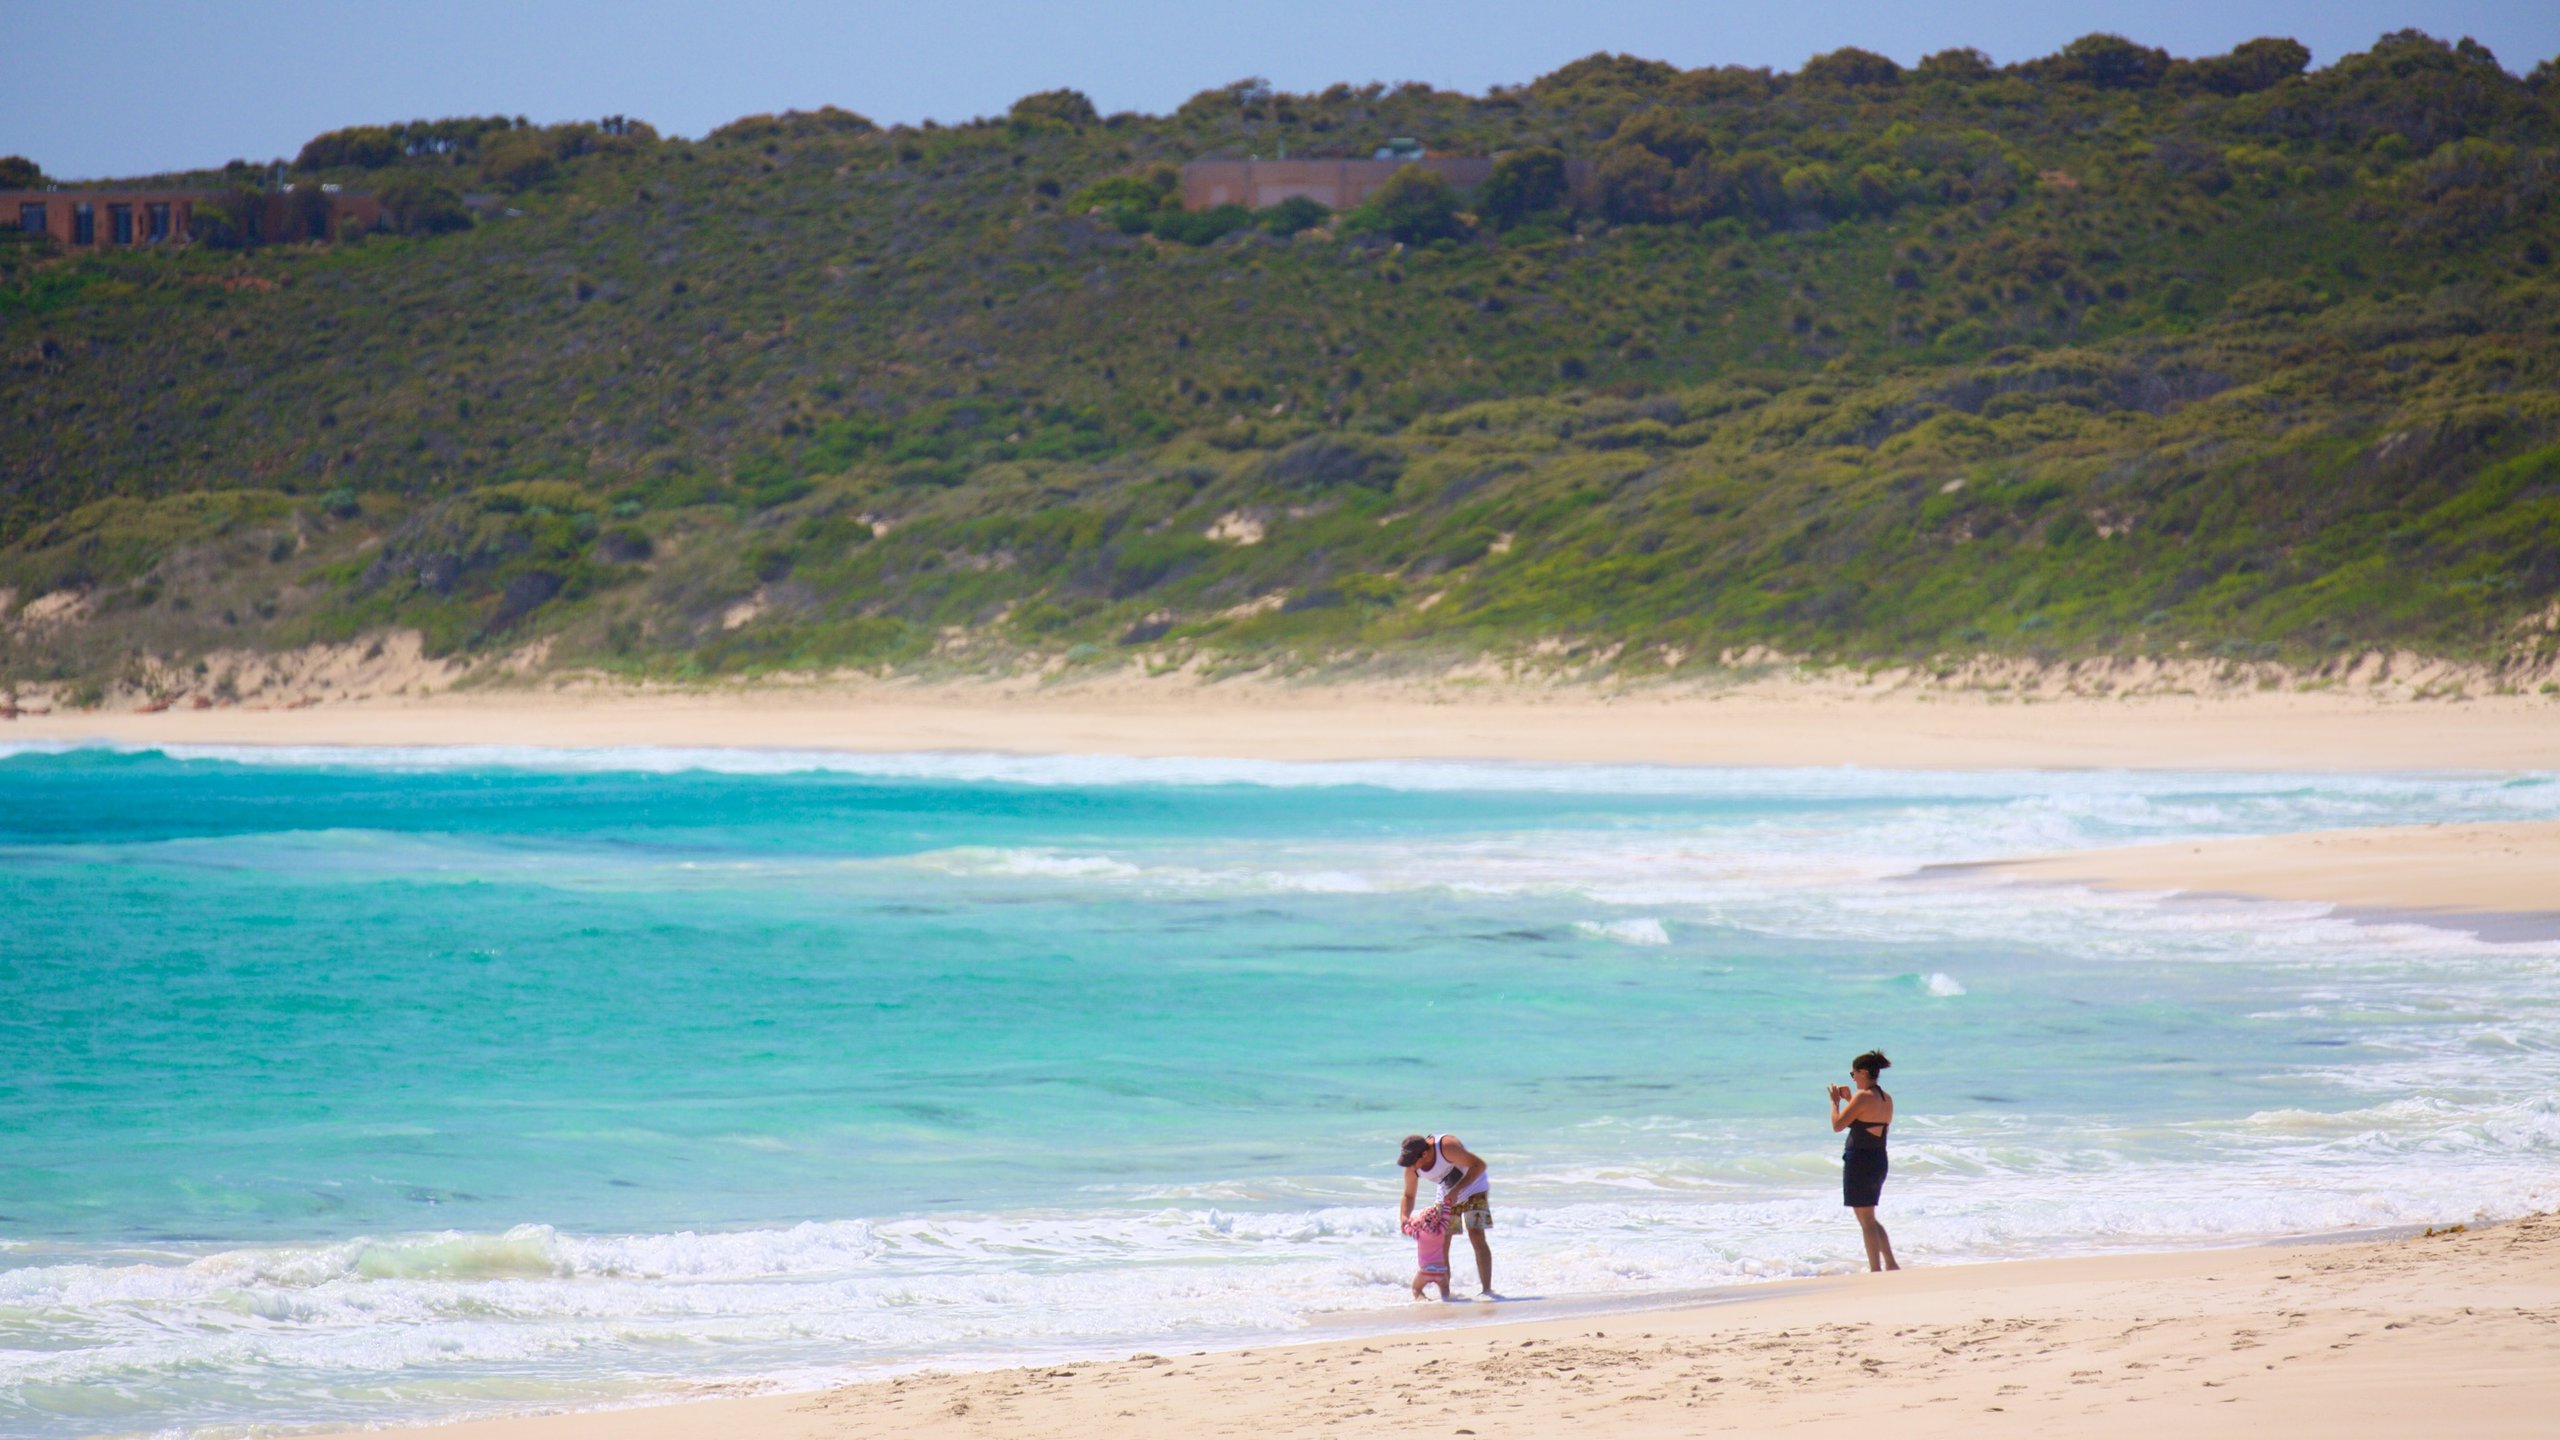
[3,187,383,247]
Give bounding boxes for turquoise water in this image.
[4,744,2558,1439]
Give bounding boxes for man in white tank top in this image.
[1397,1132,1496,1298]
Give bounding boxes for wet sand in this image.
[320,1214,2560,1440]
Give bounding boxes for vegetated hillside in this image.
[3,29,2558,698]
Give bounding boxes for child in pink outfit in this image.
[1404,1202,1452,1300]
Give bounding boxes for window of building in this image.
[146,202,171,242]
[109,204,133,244]
[17,203,44,234]
[307,202,328,240]
[73,203,94,244]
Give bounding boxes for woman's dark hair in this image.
[1852,1050,1892,1077]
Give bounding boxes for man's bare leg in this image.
[1468,1227,1495,1296]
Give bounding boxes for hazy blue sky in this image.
[7,1,2553,179]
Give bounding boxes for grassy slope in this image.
[3,32,2557,693]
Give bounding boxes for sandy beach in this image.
[321,1213,2560,1440]
[8,674,2560,771]
[1983,821,2560,932]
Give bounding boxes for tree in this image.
[1593,111,1718,224]
[1073,165,1181,234]
[1594,143,1678,223]
[1612,110,1716,167]
[1529,52,1680,101]
[1718,152,1789,225]
[1799,47,1904,91]
[1916,48,1994,84]
[0,155,42,189]
[379,172,474,235]
[1670,66,1776,103]
[295,125,402,170]
[1259,195,1330,236]
[188,188,262,248]
[478,132,558,190]
[1360,165,1467,244]
[1073,167,1179,214]
[1477,147,1568,227]
[2049,34,2171,90]
[1175,77,1275,123]
[1010,89,1099,128]
[2179,37,2310,96]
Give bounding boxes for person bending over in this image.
[1398,1132,1497,1298]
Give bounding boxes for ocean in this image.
[3,743,2556,1439]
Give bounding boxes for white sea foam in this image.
[8,1116,2556,1435]
[1924,972,1967,997]
[1577,917,1672,945]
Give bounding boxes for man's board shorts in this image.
[1444,1190,1492,1231]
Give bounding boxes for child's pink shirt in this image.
[1405,1203,1451,1274]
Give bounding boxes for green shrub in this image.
[1152,204,1251,246]
[1345,165,1468,244]
[8,30,2560,686]
[378,172,473,236]
[1070,166,1178,214]
[1010,89,1099,129]
[1259,195,1330,236]
[2047,33,2171,89]
[1799,47,1903,91]
[1478,147,1568,228]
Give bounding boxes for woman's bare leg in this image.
[1853,1207,1899,1271]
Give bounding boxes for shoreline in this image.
[7,676,2560,771]
[316,1213,2559,1440]
[1971,821,2560,938]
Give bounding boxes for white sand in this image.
[10,674,2559,770]
[1986,820,2560,920]
[319,1214,2560,1440]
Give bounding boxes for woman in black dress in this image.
[1827,1050,1900,1272]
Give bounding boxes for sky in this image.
[6,1,2554,180]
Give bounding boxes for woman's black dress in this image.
[1842,1120,1888,1208]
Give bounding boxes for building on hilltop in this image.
[1180,142,1495,212]
[1179,144,1589,213]
[4,185,382,248]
